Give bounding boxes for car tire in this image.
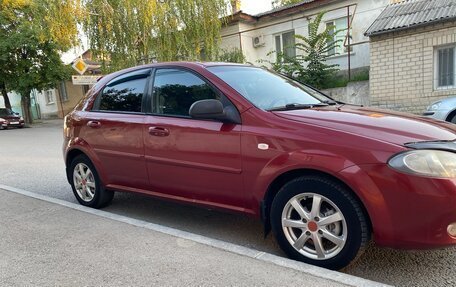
[450,114,456,124]
[69,154,114,208]
[270,175,369,270]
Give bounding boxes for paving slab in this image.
[0,187,388,287]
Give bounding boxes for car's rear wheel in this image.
[270,175,369,270]
[70,154,113,208]
[450,114,456,124]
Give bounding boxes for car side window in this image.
[98,71,149,113]
[153,68,220,117]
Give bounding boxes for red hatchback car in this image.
[64,62,456,270]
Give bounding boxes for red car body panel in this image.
[143,115,243,208]
[275,107,456,144]
[64,62,456,249]
[339,164,456,248]
[80,112,148,189]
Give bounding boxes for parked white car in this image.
[423,97,456,123]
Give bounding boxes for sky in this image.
[241,0,272,15]
[61,0,273,64]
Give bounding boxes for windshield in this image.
[0,108,13,116]
[207,66,333,111]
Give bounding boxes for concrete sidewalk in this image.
[0,188,386,286]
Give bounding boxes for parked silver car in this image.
[423,96,456,123]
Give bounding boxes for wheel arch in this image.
[66,148,86,168]
[65,148,89,183]
[445,109,456,122]
[261,168,372,237]
[65,146,107,186]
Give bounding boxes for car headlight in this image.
[389,150,456,178]
[427,101,442,111]
[0,118,5,122]
[20,117,24,121]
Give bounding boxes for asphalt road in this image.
[1,120,456,286]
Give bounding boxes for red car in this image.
[63,62,456,270]
[0,108,25,129]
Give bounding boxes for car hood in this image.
[273,105,456,146]
[0,115,20,120]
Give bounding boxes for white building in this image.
[33,89,59,119]
[222,0,390,73]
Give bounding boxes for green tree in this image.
[271,0,303,9]
[84,0,229,72]
[217,48,246,63]
[294,12,341,88]
[0,0,82,123]
[259,12,342,89]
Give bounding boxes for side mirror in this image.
[189,99,241,124]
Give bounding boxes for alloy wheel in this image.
[281,193,347,260]
[73,163,96,202]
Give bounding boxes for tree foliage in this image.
[294,12,342,88]
[259,12,342,89]
[0,0,81,122]
[84,0,229,72]
[217,48,246,63]
[271,0,303,9]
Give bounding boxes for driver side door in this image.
[143,68,244,210]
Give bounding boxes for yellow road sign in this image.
[72,58,88,75]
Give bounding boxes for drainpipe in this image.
[347,6,351,81]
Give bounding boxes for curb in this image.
[0,184,392,287]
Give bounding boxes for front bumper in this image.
[4,121,25,128]
[339,164,456,249]
[422,109,451,121]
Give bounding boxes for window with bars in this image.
[45,90,54,104]
[275,31,296,59]
[436,47,455,88]
[60,81,68,102]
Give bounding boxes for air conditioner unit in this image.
[252,35,265,48]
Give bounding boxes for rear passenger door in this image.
[144,68,243,208]
[83,69,150,189]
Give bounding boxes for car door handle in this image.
[87,121,101,128]
[148,126,170,137]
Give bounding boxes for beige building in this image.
[366,0,456,114]
[55,80,90,118]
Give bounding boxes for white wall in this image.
[220,23,242,51]
[0,91,22,115]
[34,89,59,119]
[221,0,389,70]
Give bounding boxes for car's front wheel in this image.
[449,114,456,124]
[270,175,369,270]
[69,154,113,208]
